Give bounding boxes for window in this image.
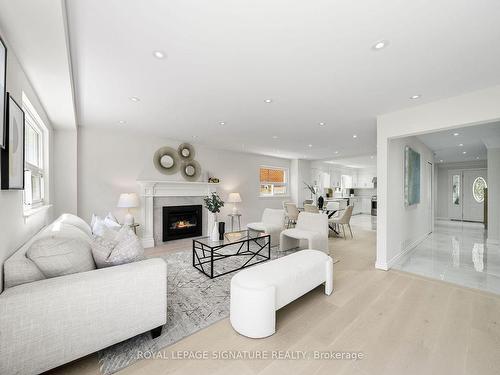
[472,177,487,203]
[22,93,48,209]
[259,166,288,196]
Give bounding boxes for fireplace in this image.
[163,205,203,241]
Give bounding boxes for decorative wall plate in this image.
[153,146,180,175]
[180,159,201,181]
[178,143,195,161]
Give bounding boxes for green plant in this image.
[203,192,224,214]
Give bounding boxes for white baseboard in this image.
[141,237,155,249]
[386,232,430,269]
[375,261,389,271]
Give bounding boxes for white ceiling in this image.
[417,121,500,163]
[0,0,76,129]
[65,0,500,159]
[325,155,377,169]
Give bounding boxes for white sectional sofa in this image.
[0,214,167,375]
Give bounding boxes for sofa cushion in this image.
[27,237,96,279]
[56,213,92,237]
[3,253,46,289]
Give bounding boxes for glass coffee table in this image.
[192,230,271,278]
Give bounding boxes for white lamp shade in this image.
[117,193,139,208]
[227,192,242,203]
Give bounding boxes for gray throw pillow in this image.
[91,227,145,268]
[27,237,96,278]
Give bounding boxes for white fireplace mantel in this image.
[137,180,218,248]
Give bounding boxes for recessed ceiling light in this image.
[192,135,198,139]
[462,151,467,154]
[264,99,273,103]
[219,121,225,126]
[319,122,326,126]
[453,132,460,136]
[129,96,140,102]
[458,143,464,147]
[353,134,358,139]
[476,156,480,159]
[440,159,444,163]
[152,50,166,59]
[308,144,313,148]
[334,151,339,154]
[372,40,389,51]
[370,155,374,159]
[272,135,279,139]
[118,120,126,125]
[410,95,421,100]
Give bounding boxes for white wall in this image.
[382,136,434,267]
[0,28,54,291]
[53,129,78,216]
[377,85,500,270]
[487,148,500,244]
[77,127,291,232]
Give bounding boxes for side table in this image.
[227,213,242,232]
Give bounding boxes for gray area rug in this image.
[98,245,297,374]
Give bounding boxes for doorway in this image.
[448,169,487,222]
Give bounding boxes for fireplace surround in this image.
[163,205,203,241]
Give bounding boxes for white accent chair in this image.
[284,202,299,228]
[230,249,333,338]
[247,208,285,247]
[279,212,329,254]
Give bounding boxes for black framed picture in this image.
[1,93,25,190]
[0,34,6,149]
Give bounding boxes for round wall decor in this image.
[180,160,201,181]
[153,146,180,175]
[178,143,195,161]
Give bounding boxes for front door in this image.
[462,170,487,222]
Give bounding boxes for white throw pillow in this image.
[27,237,96,278]
[91,226,145,268]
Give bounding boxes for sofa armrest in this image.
[0,258,167,375]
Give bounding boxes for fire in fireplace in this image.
[163,205,202,241]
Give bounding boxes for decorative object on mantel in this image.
[177,142,195,161]
[0,34,6,149]
[227,192,242,214]
[180,159,201,181]
[117,193,139,225]
[208,177,220,183]
[203,192,224,241]
[303,181,318,203]
[1,93,25,190]
[153,146,180,175]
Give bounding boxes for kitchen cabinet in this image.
[350,197,361,215]
[361,197,371,214]
[330,169,341,188]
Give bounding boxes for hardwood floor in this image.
[48,217,500,375]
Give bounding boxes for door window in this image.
[472,177,487,203]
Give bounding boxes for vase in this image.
[218,222,225,240]
[211,214,220,241]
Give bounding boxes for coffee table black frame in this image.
[192,230,271,278]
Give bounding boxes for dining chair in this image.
[330,205,354,239]
[284,203,299,228]
[304,204,319,213]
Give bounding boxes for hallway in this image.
[394,219,500,295]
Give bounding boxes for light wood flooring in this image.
[48,218,500,375]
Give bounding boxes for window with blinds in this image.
[259,166,288,196]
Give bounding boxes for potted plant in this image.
[203,192,224,240]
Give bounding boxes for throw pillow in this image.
[91,226,145,268]
[27,237,96,278]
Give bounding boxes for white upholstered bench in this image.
[230,249,333,338]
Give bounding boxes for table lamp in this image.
[117,193,139,225]
[227,192,242,214]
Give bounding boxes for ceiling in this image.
[64,0,500,159]
[417,121,500,163]
[0,0,76,129]
[325,155,377,169]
